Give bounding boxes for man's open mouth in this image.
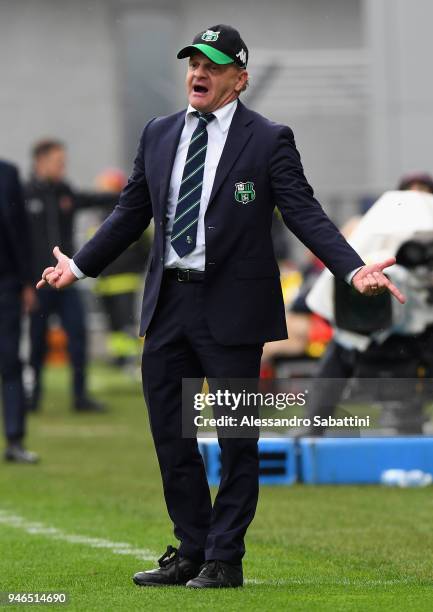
[193,85,209,94]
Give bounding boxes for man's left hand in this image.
[352,257,406,304]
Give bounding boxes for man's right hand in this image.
[36,246,78,290]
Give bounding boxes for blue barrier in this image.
[198,438,297,486]
[300,437,433,484]
[199,437,433,486]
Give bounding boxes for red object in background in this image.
[306,314,333,358]
[260,360,275,379]
[95,168,128,193]
[308,314,333,345]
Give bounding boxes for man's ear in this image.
[235,69,249,93]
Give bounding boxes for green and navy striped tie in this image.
[170,112,215,257]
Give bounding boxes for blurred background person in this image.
[25,139,118,413]
[0,159,38,463]
[398,172,433,194]
[92,168,151,371]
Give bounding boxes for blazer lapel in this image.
[158,111,186,212]
[207,101,254,209]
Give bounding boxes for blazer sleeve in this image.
[73,122,154,277]
[269,125,364,279]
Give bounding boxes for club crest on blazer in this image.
[234,181,256,204]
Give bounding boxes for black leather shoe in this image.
[186,560,243,588]
[133,545,201,587]
[74,396,107,413]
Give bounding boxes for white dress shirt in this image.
[70,98,360,283]
[163,99,238,271]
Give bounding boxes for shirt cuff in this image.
[69,259,86,279]
[345,266,363,285]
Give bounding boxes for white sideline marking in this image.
[0,511,415,588]
[0,510,157,561]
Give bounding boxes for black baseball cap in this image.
[177,24,249,68]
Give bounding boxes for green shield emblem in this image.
[201,30,220,42]
[234,181,256,204]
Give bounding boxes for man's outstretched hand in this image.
[36,246,77,290]
[352,257,406,304]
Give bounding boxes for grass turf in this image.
[1,363,433,611]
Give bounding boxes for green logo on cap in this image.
[202,30,220,42]
[234,181,256,204]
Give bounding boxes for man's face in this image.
[35,147,66,182]
[186,52,248,113]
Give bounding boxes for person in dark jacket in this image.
[37,24,405,589]
[25,140,116,412]
[0,159,38,462]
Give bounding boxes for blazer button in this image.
[207,226,216,230]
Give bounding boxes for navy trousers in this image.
[0,280,26,442]
[30,287,87,406]
[142,276,263,564]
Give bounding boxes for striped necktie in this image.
[170,111,215,257]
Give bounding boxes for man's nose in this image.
[193,64,206,78]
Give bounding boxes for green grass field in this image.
[1,363,433,611]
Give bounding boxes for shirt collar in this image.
[186,99,238,134]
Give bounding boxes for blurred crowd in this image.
[1,138,433,461]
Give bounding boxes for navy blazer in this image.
[0,160,32,287]
[74,101,364,344]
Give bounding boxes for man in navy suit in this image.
[38,25,405,588]
[0,160,39,463]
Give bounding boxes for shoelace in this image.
[158,545,180,581]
